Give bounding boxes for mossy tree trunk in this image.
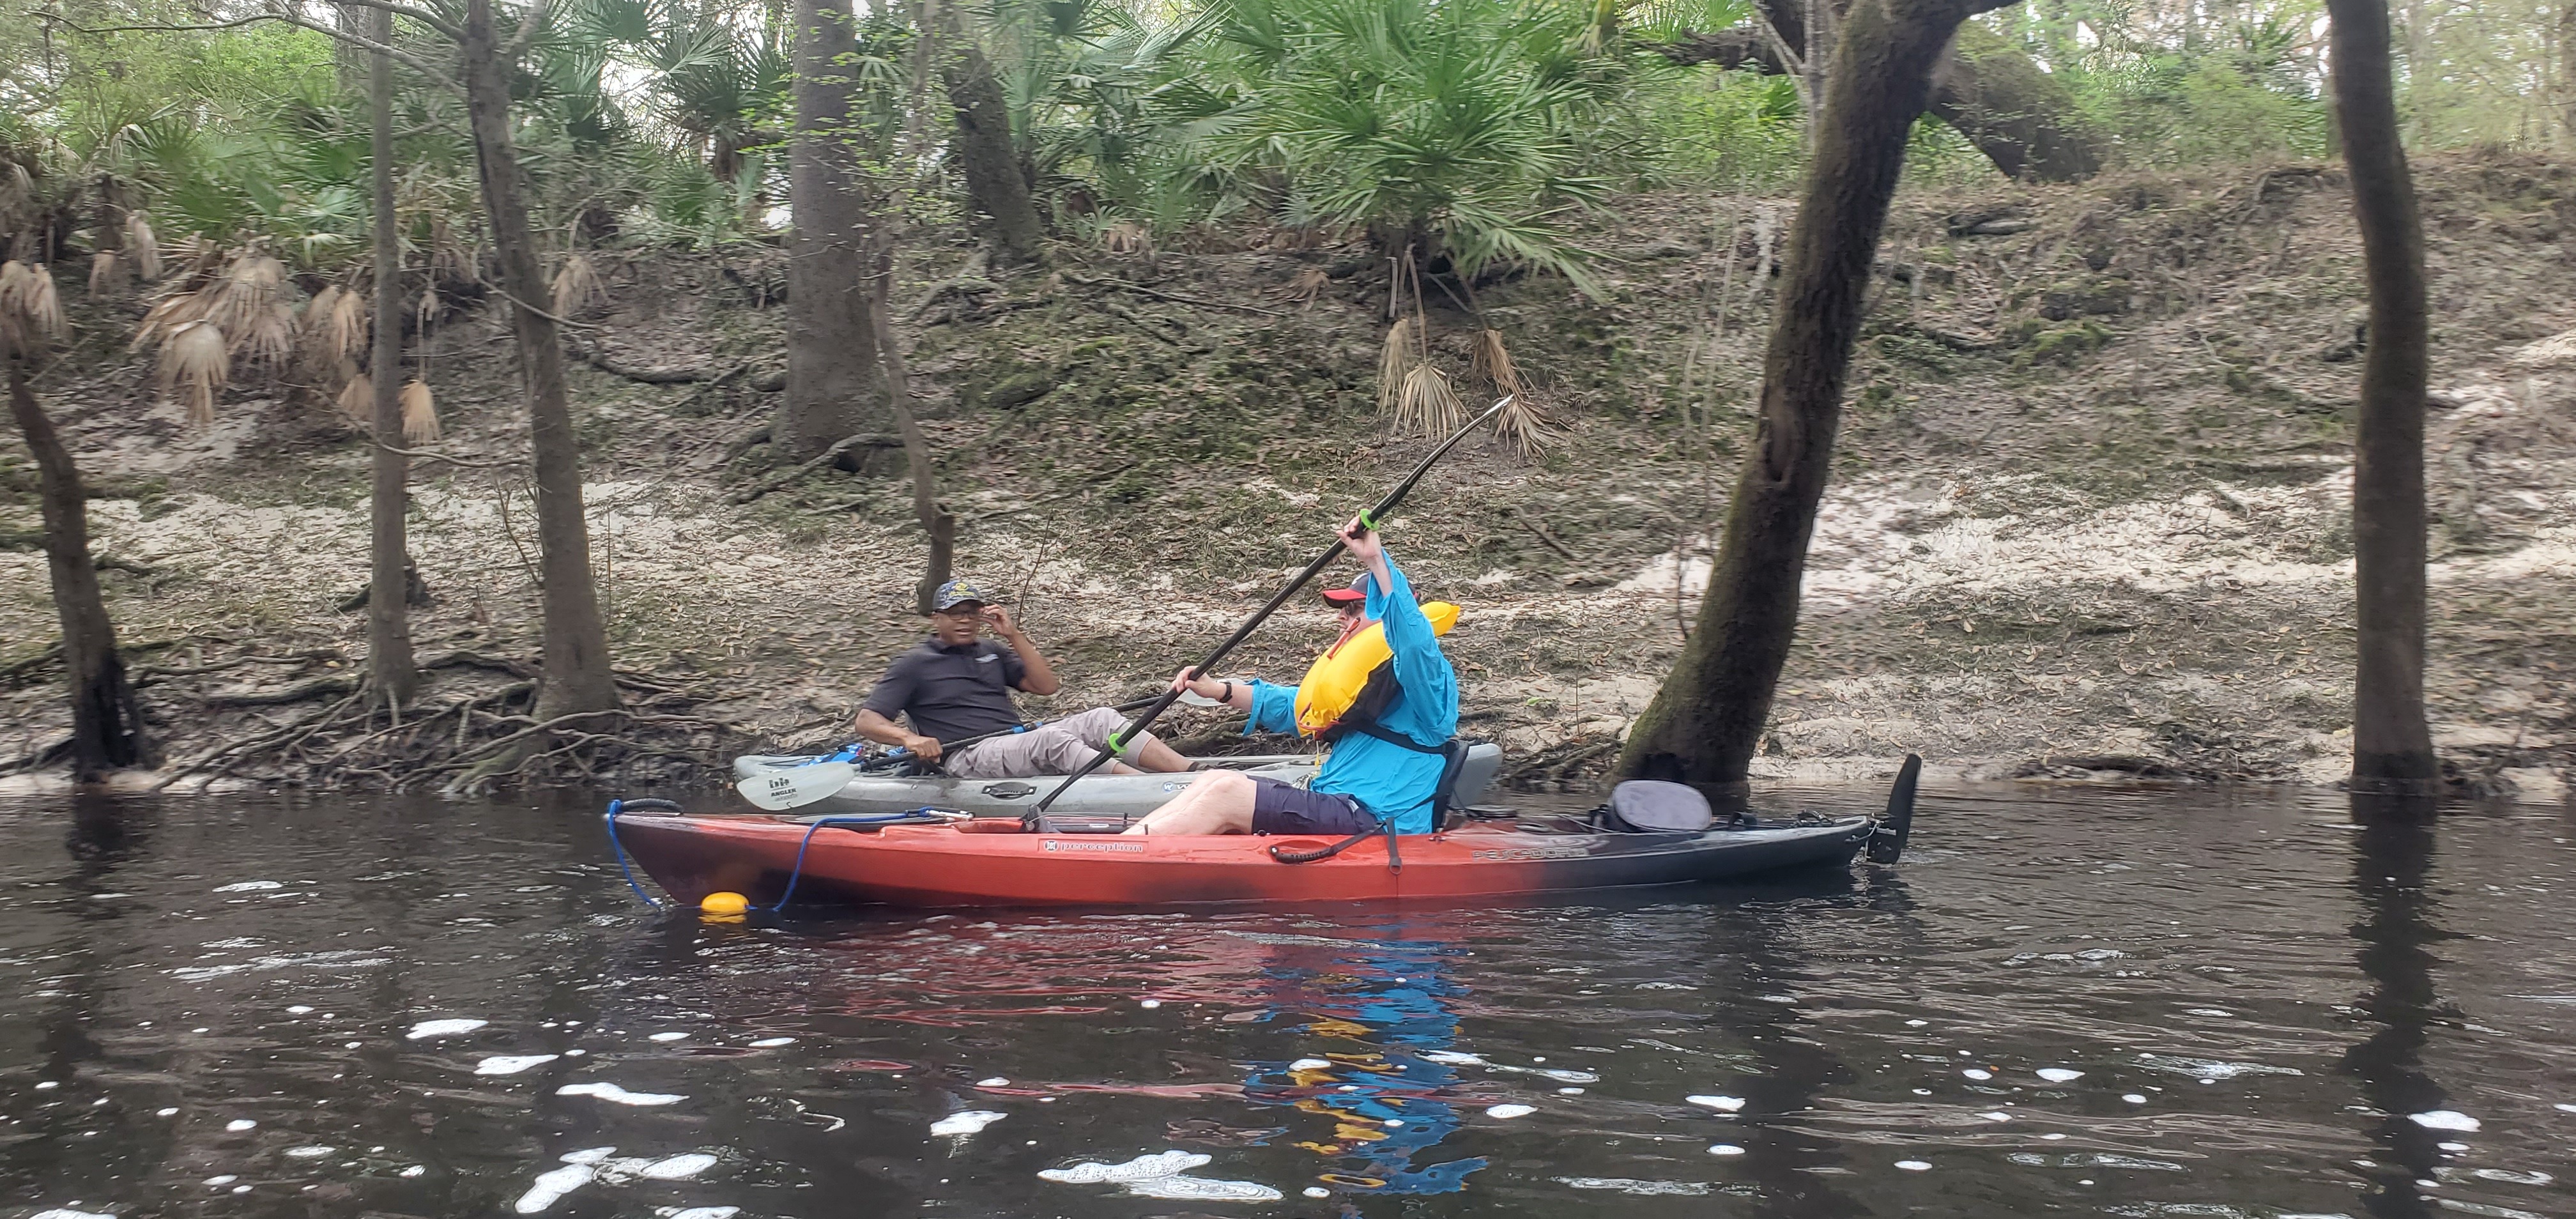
[461,0,620,723]
[365,2,418,706]
[779,0,891,463]
[1618,0,2016,795]
[6,357,152,779]
[2326,0,2437,793]
[927,0,1045,267]
[1660,0,2099,182]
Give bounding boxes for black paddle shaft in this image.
[1029,397,1512,815]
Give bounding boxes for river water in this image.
[2,783,2570,1218]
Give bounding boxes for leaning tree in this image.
[1618,0,2032,794]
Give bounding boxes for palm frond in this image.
[551,252,604,318]
[337,371,374,425]
[89,250,121,296]
[399,378,440,443]
[1393,362,1465,437]
[160,321,228,428]
[1376,317,1416,417]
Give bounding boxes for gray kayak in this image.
[730,742,1506,819]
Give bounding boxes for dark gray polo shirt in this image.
[861,639,1029,744]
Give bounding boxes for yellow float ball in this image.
[700,891,751,916]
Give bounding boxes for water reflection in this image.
[2342,793,2448,1219]
[2,786,2572,1218]
[1243,928,1486,1193]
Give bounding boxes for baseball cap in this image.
[1321,574,1370,606]
[930,579,992,611]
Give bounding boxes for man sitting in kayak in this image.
[1125,518,1458,837]
[851,580,1193,779]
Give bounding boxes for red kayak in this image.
[602,804,1886,910]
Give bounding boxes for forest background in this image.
[1,0,2571,799]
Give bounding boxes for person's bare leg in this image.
[1130,736,1192,773]
[1124,770,1257,835]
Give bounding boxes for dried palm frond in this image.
[0,261,30,351]
[301,285,340,362]
[1279,265,1328,309]
[1469,328,1523,401]
[331,283,369,356]
[160,320,229,427]
[126,210,162,281]
[1375,318,1417,417]
[1102,221,1151,256]
[1393,363,1466,438]
[429,216,467,285]
[302,285,369,363]
[130,289,208,351]
[203,252,286,341]
[1492,390,1554,457]
[0,261,65,344]
[236,301,295,371]
[1469,328,1551,455]
[399,378,440,443]
[337,371,374,425]
[550,252,603,318]
[88,250,120,296]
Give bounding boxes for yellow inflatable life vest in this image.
[1292,602,1459,737]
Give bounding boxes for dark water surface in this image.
[3,785,2572,1219]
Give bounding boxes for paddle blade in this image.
[737,762,856,811]
[1867,753,1922,864]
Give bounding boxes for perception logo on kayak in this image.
[1043,839,1147,854]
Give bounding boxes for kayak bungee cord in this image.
[602,799,681,907]
[1028,395,1515,820]
[603,798,958,912]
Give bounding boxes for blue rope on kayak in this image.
[769,810,944,912]
[602,799,667,908]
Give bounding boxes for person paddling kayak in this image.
[852,579,1193,779]
[1125,518,1459,836]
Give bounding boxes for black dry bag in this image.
[1603,780,1715,832]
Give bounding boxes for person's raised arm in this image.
[1346,522,1453,728]
[983,604,1060,696]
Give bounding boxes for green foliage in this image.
[1984,2,2333,169]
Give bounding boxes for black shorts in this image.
[1248,776,1379,836]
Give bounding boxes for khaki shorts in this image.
[941,706,1157,779]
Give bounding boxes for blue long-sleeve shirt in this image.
[1242,555,1459,834]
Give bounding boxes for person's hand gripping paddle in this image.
[1027,395,1515,818]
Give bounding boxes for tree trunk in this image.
[780,0,891,463]
[1618,0,2007,797]
[928,0,1046,267]
[2326,0,2437,793]
[864,241,956,614]
[366,3,418,706]
[2562,1,2575,151]
[461,0,620,721]
[1927,22,2103,182]
[7,358,152,780]
[1660,0,2101,182]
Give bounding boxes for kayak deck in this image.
[606,806,1873,909]
[731,744,1504,818]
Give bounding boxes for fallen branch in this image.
[564,334,721,383]
[729,432,903,504]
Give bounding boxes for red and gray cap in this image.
[1321,574,1371,606]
